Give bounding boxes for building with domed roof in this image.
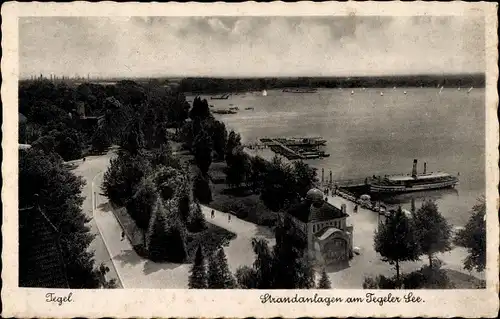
[280,188,354,265]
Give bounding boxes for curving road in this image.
[71,152,123,288]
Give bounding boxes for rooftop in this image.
[315,227,343,241]
[287,198,348,223]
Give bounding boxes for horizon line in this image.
[20,72,485,81]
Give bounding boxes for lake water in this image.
[195,88,485,227]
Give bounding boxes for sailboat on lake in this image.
[262,90,268,96]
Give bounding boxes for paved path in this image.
[200,206,274,273]
[325,194,485,288]
[71,153,123,288]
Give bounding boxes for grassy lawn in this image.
[177,151,278,227]
[444,269,486,289]
[111,202,236,263]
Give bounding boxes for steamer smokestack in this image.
[412,159,418,178]
[423,162,427,175]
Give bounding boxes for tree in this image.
[127,177,158,244]
[151,165,185,202]
[208,120,228,160]
[145,199,171,262]
[121,118,145,154]
[162,207,188,263]
[91,127,110,153]
[19,148,112,288]
[374,207,421,285]
[412,200,452,268]
[153,121,169,149]
[248,155,268,193]
[235,265,259,289]
[455,198,486,272]
[187,202,207,233]
[32,135,57,154]
[193,129,213,174]
[238,216,314,289]
[148,143,182,170]
[189,96,210,121]
[224,147,250,188]
[260,156,298,211]
[102,151,152,207]
[225,130,241,162]
[146,198,187,263]
[192,170,212,204]
[207,248,236,288]
[271,216,315,289]
[142,107,157,149]
[189,245,207,289]
[293,161,317,197]
[317,269,331,289]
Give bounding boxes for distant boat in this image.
[393,86,396,90]
[351,90,354,95]
[403,91,407,95]
[262,90,268,96]
[380,92,384,96]
[458,87,461,91]
[362,87,366,91]
[211,93,230,100]
[468,86,473,93]
[282,88,317,93]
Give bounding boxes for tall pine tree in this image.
[145,199,170,262]
[189,245,207,289]
[207,248,236,289]
[317,268,331,289]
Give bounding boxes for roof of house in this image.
[287,198,348,223]
[315,227,344,241]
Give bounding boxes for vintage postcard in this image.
[2,1,499,318]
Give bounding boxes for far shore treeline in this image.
[178,74,485,93]
[20,73,485,94]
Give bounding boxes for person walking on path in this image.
[211,210,215,219]
[228,214,231,223]
[120,231,125,241]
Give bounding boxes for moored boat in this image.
[370,159,459,193]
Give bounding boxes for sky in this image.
[19,16,485,78]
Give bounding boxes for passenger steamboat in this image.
[370,159,459,194]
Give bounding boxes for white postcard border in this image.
[2,2,498,318]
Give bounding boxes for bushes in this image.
[362,262,454,289]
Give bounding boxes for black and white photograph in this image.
[2,2,498,318]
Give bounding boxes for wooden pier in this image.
[258,137,329,160]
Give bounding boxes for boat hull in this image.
[370,180,458,194]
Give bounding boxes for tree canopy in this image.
[374,207,421,285]
[412,200,452,268]
[455,198,486,272]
